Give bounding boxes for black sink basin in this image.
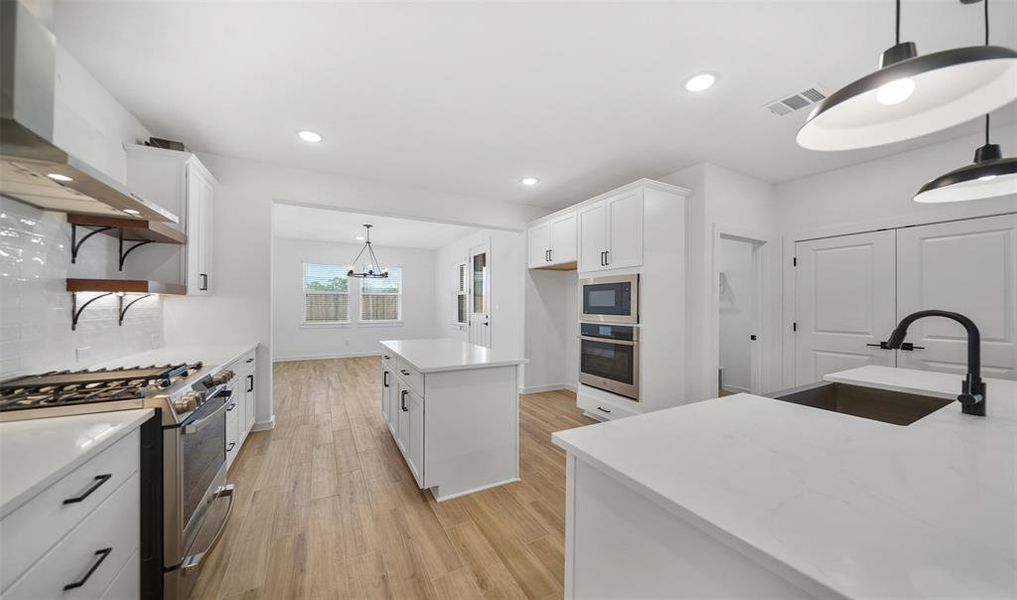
[766,382,952,426]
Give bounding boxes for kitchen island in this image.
[379,338,527,501]
[552,366,1017,599]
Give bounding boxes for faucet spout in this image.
[885,310,986,417]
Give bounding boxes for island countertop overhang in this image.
[380,338,527,373]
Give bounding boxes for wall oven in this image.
[580,274,638,324]
[579,323,639,400]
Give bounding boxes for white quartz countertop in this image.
[0,409,154,517]
[380,338,526,373]
[552,366,1017,599]
[89,343,257,371]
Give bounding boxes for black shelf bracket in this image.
[118,229,152,272]
[70,224,113,264]
[118,293,153,326]
[71,292,114,331]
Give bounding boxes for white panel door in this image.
[468,243,492,347]
[896,214,1017,380]
[527,223,550,268]
[795,231,897,384]
[578,202,608,272]
[605,191,643,269]
[550,212,577,265]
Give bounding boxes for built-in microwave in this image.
[580,274,639,324]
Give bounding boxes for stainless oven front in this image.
[579,323,639,400]
[580,274,638,324]
[163,385,235,600]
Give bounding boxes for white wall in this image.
[717,237,755,392]
[776,125,1017,238]
[523,269,578,393]
[0,197,163,379]
[660,163,780,401]
[272,238,437,361]
[163,153,539,426]
[775,125,1017,388]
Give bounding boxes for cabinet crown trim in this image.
[526,178,690,228]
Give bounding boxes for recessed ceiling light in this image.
[297,130,323,143]
[685,73,716,92]
[520,177,538,186]
[46,173,73,182]
[123,209,141,215]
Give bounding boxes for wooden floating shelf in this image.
[66,278,187,295]
[67,214,186,244]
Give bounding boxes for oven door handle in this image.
[579,336,638,346]
[182,393,232,435]
[179,484,235,574]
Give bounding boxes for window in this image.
[361,267,402,322]
[303,263,349,323]
[455,263,468,324]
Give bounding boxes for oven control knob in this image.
[174,391,203,413]
[211,370,234,386]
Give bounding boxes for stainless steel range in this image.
[0,362,238,600]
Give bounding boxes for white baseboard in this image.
[252,415,276,431]
[721,384,751,394]
[430,477,520,502]
[272,351,380,363]
[520,383,574,394]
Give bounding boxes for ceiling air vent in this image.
[764,87,827,117]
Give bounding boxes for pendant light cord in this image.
[983,0,991,145]
[895,0,901,45]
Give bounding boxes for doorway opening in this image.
[716,235,764,395]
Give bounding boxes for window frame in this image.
[302,262,351,325]
[454,262,468,325]
[359,266,403,324]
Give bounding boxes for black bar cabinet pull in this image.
[596,406,612,414]
[63,547,112,590]
[227,442,236,451]
[383,371,390,388]
[866,342,890,349]
[401,390,408,412]
[63,474,112,504]
[200,273,208,291]
[400,369,410,376]
[247,374,254,392]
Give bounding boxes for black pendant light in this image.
[797,0,1017,151]
[346,224,389,278]
[915,1,1017,203]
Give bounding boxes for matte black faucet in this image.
[885,310,986,416]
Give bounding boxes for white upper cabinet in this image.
[578,202,608,272]
[125,145,217,295]
[528,210,577,269]
[528,222,552,268]
[578,189,643,272]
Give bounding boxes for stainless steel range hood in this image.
[0,1,177,223]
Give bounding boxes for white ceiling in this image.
[56,1,1017,209]
[272,203,477,249]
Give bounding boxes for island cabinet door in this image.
[406,387,425,489]
[396,384,411,456]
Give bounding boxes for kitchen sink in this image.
[766,382,953,426]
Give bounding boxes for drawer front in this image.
[577,394,638,421]
[1,429,140,591]
[396,358,425,398]
[99,549,139,600]
[4,470,140,599]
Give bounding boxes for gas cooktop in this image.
[0,362,232,423]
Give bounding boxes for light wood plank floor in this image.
[193,357,594,599]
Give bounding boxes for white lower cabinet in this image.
[379,345,520,501]
[2,461,141,600]
[224,348,258,469]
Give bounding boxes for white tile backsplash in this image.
[0,196,164,379]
